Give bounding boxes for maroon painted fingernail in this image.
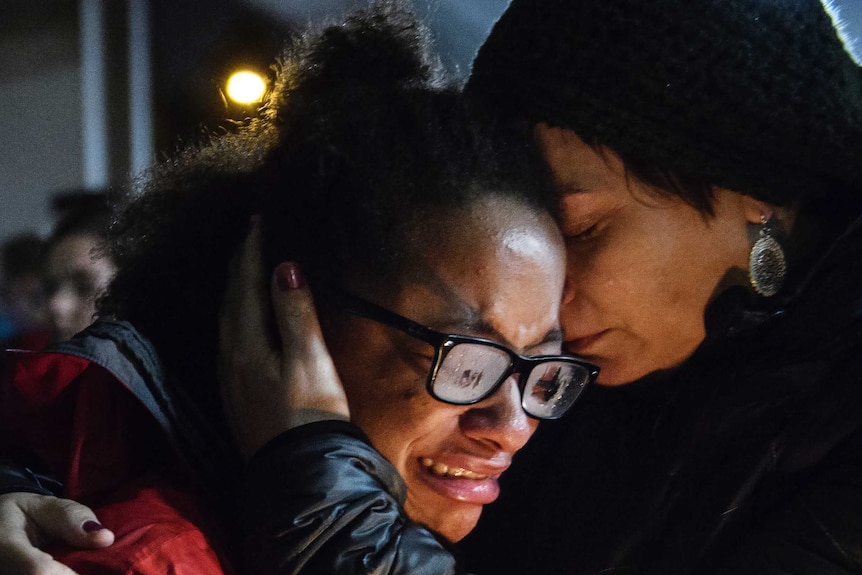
[83,520,105,532]
[276,262,306,291]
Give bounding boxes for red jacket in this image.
[0,320,237,574]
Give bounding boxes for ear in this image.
[739,194,797,235]
[740,194,769,225]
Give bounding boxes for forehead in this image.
[394,197,565,349]
[44,235,104,274]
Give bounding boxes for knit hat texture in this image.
[467,0,862,204]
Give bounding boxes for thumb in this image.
[27,496,114,549]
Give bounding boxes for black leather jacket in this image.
[239,421,459,575]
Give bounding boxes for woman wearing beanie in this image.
[2,0,862,574]
[459,0,862,573]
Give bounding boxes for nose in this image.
[47,288,77,333]
[459,376,537,453]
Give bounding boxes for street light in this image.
[226,70,267,105]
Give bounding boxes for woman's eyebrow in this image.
[439,316,565,354]
[411,259,563,351]
[409,263,478,318]
[556,183,589,196]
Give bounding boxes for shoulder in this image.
[56,476,236,575]
[0,321,176,501]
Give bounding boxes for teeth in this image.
[420,458,488,480]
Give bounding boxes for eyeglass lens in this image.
[433,343,512,403]
[431,342,591,419]
[522,360,588,419]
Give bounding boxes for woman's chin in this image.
[405,498,482,542]
[436,514,481,543]
[592,360,637,387]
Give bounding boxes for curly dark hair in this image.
[97,1,555,416]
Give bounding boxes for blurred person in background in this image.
[0,234,49,350]
[42,191,116,342]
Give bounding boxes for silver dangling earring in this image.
[749,213,786,297]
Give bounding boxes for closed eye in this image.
[567,223,599,241]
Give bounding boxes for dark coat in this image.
[0,320,237,574]
[462,217,862,574]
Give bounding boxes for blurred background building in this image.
[1,0,861,244]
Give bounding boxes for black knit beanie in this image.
[467,0,862,206]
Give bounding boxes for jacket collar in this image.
[49,319,242,502]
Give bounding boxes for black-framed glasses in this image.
[328,290,599,420]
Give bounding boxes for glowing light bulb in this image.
[226,70,267,104]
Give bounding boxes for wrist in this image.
[240,404,351,461]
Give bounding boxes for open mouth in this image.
[420,457,489,480]
[413,456,504,506]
